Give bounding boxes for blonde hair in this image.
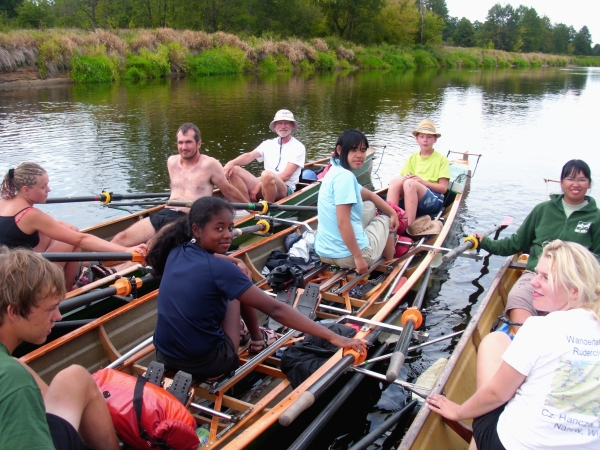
[541,240,600,322]
[1,162,46,199]
[0,247,66,325]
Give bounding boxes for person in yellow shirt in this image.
[387,119,450,225]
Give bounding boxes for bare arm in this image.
[336,204,368,274]
[224,151,261,179]
[238,285,366,353]
[427,361,525,421]
[25,210,146,254]
[209,160,250,203]
[277,162,300,182]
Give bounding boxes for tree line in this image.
[1,0,597,56]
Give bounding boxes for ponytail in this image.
[146,216,191,275]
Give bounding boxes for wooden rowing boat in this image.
[22,151,472,449]
[399,254,524,449]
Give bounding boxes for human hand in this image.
[354,255,369,274]
[223,162,235,180]
[129,244,148,258]
[249,183,262,202]
[389,214,399,233]
[328,335,367,354]
[405,174,424,184]
[426,394,462,421]
[234,258,252,279]
[474,233,484,242]
[58,220,79,232]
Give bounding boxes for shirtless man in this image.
[223,109,306,203]
[112,123,247,246]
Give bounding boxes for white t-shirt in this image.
[254,137,305,191]
[497,308,600,449]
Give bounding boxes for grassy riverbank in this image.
[1,28,599,83]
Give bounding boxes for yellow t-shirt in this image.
[400,150,450,183]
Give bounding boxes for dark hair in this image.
[147,197,234,275]
[0,247,66,325]
[176,123,201,143]
[561,160,592,184]
[331,129,369,170]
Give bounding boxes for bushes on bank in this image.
[188,45,246,76]
[1,28,599,83]
[71,53,118,83]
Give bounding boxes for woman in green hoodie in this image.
[475,159,600,330]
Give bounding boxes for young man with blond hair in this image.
[387,119,450,225]
[0,247,119,449]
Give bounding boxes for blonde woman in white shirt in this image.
[427,239,600,450]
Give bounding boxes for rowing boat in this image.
[22,151,473,448]
[399,254,524,449]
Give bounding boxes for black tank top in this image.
[0,207,41,249]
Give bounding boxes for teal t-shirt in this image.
[0,343,55,449]
[400,149,450,183]
[315,162,369,258]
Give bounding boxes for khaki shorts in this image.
[320,201,391,268]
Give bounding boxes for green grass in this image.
[122,47,170,80]
[70,54,118,83]
[188,45,246,76]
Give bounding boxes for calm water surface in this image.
[1,67,599,448]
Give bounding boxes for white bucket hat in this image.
[269,109,298,133]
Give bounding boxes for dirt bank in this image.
[0,67,72,90]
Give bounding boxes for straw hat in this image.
[412,119,441,138]
[406,215,443,237]
[269,109,298,133]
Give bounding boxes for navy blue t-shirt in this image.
[154,243,253,359]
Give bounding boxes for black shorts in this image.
[149,208,186,232]
[472,404,507,450]
[47,413,87,450]
[156,334,239,381]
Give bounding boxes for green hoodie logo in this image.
[575,222,592,234]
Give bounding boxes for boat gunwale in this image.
[399,254,517,449]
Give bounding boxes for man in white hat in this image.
[224,109,306,202]
[387,119,450,225]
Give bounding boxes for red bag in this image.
[93,368,199,450]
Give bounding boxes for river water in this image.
[1,67,599,448]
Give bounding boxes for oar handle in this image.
[232,220,271,237]
[46,192,170,204]
[42,251,145,263]
[442,217,513,263]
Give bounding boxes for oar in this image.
[348,400,418,450]
[42,221,272,264]
[45,192,170,204]
[357,330,465,366]
[59,273,155,313]
[107,336,154,369]
[42,251,145,263]
[166,200,317,213]
[442,216,513,263]
[385,266,433,382]
[280,293,409,428]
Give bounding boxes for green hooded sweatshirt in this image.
[480,194,600,271]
